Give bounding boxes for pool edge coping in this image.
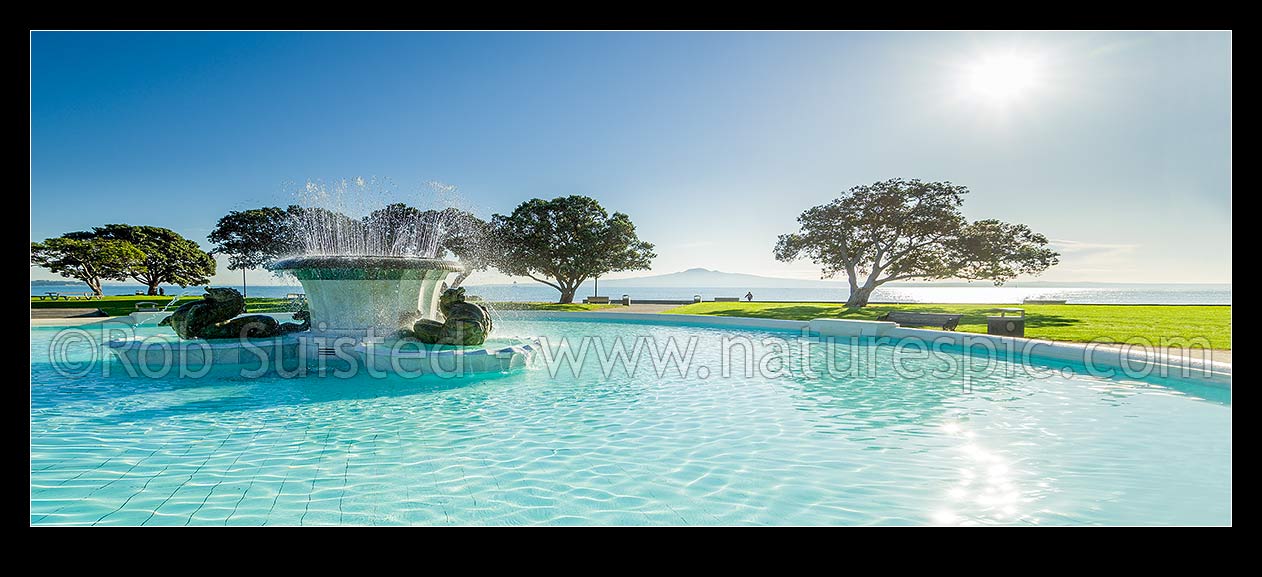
[503,311,1233,386]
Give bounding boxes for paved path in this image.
[30,317,121,327]
[31,308,107,319]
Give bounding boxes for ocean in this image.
[33,281,1232,305]
[466,283,1232,305]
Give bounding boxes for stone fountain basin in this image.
[269,255,465,337]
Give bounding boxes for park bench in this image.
[135,302,161,312]
[714,297,741,302]
[583,296,611,304]
[876,311,963,331]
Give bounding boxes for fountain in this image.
[270,255,464,337]
[105,178,536,376]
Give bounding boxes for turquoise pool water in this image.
[30,318,1231,525]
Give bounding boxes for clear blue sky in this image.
[31,31,1232,286]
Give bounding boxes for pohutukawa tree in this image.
[363,205,494,278]
[774,178,1059,307]
[364,203,425,255]
[73,225,216,295]
[491,196,656,304]
[433,208,494,288]
[30,236,145,296]
[208,206,302,297]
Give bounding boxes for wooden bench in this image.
[713,297,741,302]
[877,311,963,331]
[135,302,161,312]
[583,296,611,304]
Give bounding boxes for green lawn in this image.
[663,302,1232,350]
[31,295,302,317]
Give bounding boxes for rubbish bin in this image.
[622,294,631,306]
[987,308,1025,337]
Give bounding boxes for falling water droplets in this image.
[286,178,475,260]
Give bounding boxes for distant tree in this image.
[362,205,495,287]
[31,236,145,296]
[292,206,365,255]
[774,178,1059,307]
[208,207,301,297]
[74,225,216,296]
[433,208,493,288]
[490,196,656,303]
[365,203,424,255]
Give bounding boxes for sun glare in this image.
[963,53,1039,105]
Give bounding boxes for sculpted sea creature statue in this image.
[159,287,311,339]
[410,287,493,346]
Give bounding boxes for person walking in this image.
[745,291,754,302]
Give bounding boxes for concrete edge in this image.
[503,310,1232,385]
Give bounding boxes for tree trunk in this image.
[147,282,161,296]
[558,286,577,304]
[87,278,102,296]
[845,283,876,307]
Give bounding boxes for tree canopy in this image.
[208,207,301,270]
[432,208,494,288]
[490,195,655,303]
[31,236,145,296]
[774,178,1059,307]
[364,203,425,256]
[72,224,216,295]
